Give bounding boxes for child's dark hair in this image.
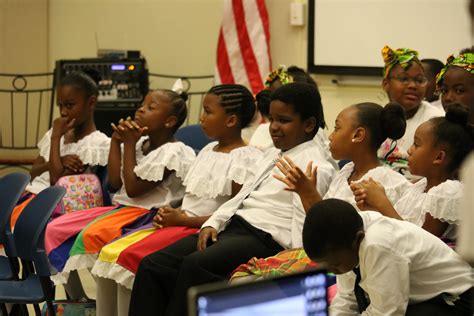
[287,66,319,89]
[303,199,363,259]
[271,82,323,137]
[287,66,325,128]
[421,59,444,77]
[207,84,256,129]
[353,102,406,149]
[161,90,188,132]
[256,89,271,118]
[429,104,474,174]
[59,70,99,99]
[459,46,474,55]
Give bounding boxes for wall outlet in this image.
[290,2,305,26]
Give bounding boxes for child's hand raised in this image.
[273,156,318,195]
[350,177,387,211]
[111,117,148,145]
[52,117,76,138]
[273,156,322,212]
[153,206,188,228]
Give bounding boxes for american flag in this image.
[214,0,272,94]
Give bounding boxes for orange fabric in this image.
[10,194,35,229]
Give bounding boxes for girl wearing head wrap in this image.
[378,45,444,179]
[436,52,474,125]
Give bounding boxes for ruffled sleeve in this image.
[422,180,463,225]
[227,146,263,185]
[75,131,110,166]
[134,141,196,182]
[38,129,53,159]
[184,144,263,199]
[367,167,410,204]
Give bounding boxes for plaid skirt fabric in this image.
[230,247,317,280]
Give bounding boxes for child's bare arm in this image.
[49,117,84,184]
[107,121,125,191]
[30,156,49,180]
[153,207,211,229]
[273,156,322,212]
[422,214,449,237]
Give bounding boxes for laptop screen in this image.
[188,268,328,316]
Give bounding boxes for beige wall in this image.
[47,0,386,131]
[1,0,392,162]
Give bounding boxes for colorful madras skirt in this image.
[45,204,156,284]
[91,225,199,289]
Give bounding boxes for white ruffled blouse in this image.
[182,142,263,217]
[395,178,463,240]
[323,162,409,211]
[112,138,196,210]
[26,129,110,194]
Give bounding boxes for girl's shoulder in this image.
[134,140,196,182]
[365,165,409,187]
[184,144,261,199]
[423,180,463,225]
[427,179,463,198]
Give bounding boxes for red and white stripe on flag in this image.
[214,0,271,95]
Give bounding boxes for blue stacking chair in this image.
[0,172,31,280]
[176,124,212,153]
[0,186,65,316]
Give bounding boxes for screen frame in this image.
[187,267,328,316]
[307,0,388,76]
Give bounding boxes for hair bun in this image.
[179,91,189,102]
[381,102,406,140]
[445,104,469,126]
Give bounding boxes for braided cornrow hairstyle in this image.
[161,90,188,132]
[207,84,256,128]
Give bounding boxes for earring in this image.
[351,139,355,143]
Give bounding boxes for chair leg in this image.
[34,303,41,315]
[0,303,7,316]
[46,300,55,316]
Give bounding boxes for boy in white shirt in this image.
[303,198,473,315]
[129,83,336,316]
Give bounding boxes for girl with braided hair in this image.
[91,84,263,316]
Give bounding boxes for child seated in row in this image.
[436,51,474,121]
[45,89,196,289]
[91,84,263,316]
[420,58,444,111]
[352,105,473,241]
[303,199,473,315]
[11,71,110,227]
[231,101,409,282]
[378,45,444,178]
[128,82,337,316]
[249,66,330,157]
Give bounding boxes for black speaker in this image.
[55,58,149,136]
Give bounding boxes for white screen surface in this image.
[309,0,472,73]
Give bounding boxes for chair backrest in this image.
[175,124,212,153]
[0,172,30,253]
[13,186,65,273]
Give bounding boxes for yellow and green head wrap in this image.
[265,66,293,87]
[435,53,474,87]
[382,45,421,79]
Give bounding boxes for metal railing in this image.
[0,72,55,171]
[0,71,213,171]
